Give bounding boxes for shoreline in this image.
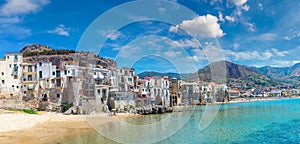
[226,96,300,104]
[0,97,299,143]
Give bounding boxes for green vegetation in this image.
[22,109,38,114]
[9,109,38,114]
[23,49,76,57]
[61,103,73,113]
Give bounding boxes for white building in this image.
[21,62,38,101]
[0,53,23,97]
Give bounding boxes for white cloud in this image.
[224,48,289,61]
[258,3,263,10]
[0,0,50,16]
[109,31,123,40]
[241,4,250,11]
[0,24,31,39]
[271,48,289,57]
[249,33,277,41]
[169,25,179,33]
[218,12,225,22]
[234,8,242,16]
[266,60,300,67]
[230,0,247,6]
[283,29,300,40]
[245,22,255,32]
[210,0,223,6]
[169,39,201,48]
[98,29,123,40]
[225,16,235,22]
[128,15,150,21]
[169,14,225,38]
[47,24,70,36]
[0,17,22,24]
[163,51,182,57]
[0,0,50,39]
[233,43,239,50]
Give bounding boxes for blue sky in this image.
[0,0,300,73]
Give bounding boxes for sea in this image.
[49,98,300,144]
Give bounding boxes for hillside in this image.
[185,61,280,87]
[20,44,117,69]
[252,63,300,85]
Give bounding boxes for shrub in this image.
[22,109,38,114]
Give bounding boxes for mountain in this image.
[137,71,191,79]
[185,61,280,87]
[252,63,300,79]
[20,44,53,53]
[251,63,300,85]
[20,44,117,69]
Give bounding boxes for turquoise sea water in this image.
[51,98,300,144]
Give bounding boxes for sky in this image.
[0,0,300,73]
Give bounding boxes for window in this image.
[56,94,60,99]
[39,62,42,67]
[28,66,32,72]
[52,71,55,76]
[7,56,9,59]
[9,64,11,68]
[16,86,19,89]
[56,70,61,77]
[14,55,18,61]
[1,80,5,85]
[28,75,32,81]
[71,69,75,75]
[12,85,14,87]
[64,70,67,75]
[1,72,3,76]
[39,71,42,78]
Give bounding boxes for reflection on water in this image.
[51,99,300,144]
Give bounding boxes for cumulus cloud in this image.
[48,24,70,36]
[0,0,50,16]
[230,0,248,6]
[169,14,225,38]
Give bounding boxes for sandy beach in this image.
[0,111,121,144]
